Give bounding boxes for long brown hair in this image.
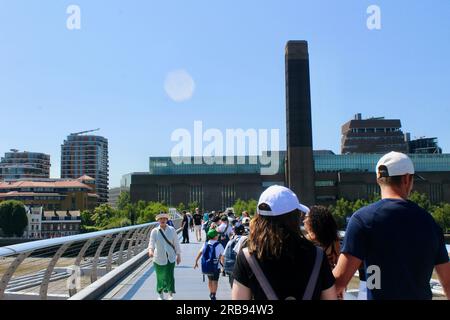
[248,206,305,261]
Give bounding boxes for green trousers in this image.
[154,262,176,294]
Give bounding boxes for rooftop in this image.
[0,178,93,190]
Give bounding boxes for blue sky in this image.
[0,0,449,187]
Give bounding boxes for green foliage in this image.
[246,199,258,216]
[332,198,354,229]
[81,225,103,233]
[135,200,147,215]
[232,199,247,217]
[176,202,186,213]
[81,199,174,232]
[117,191,131,210]
[329,192,450,232]
[80,210,94,232]
[431,203,450,232]
[232,199,258,217]
[123,203,136,225]
[104,217,132,229]
[0,200,28,237]
[409,191,432,212]
[187,201,200,213]
[91,204,116,228]
[137,202,168,224]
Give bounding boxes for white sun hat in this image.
[155,213,170,221]
[257,185,310,217]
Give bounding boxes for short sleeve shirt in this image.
[182,215,189,229]
[193,213,203,226]
[233,236,335,300]
[342,199,449,300]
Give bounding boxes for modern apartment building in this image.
[0,150,50,180]
[61,130,109,204]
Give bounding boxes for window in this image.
[222,185,236,209]
[315,181,335,187]
[189,185,203,206]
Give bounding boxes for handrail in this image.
[0,219,182,300]
[0,222,157,257]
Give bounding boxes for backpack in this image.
[223,236,241,275]
[201,242,220,275]
[203,220,212,232]
[218,224,231,244]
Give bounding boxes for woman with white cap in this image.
[148,212,181,300]
[231,185,337,300]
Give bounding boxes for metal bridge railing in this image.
[0,219,182,300]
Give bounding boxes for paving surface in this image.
[102,229,232,300]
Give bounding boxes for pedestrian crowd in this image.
[148,152,450,300]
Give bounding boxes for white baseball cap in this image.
[376,151,415,178]
[257,185,310,217]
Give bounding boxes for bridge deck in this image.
[102,229,232,300]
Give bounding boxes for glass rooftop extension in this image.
[144,153,450,176]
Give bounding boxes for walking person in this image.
[188,213,194,232]
[181,211,190,244]
[148,213,181,300]
[216,215,233,248]
[333,152,450,300]
[194,229,225,300]
[303,205,341,269]
[224,224,247,288]
[193,208,203,242]
[231,185,337,300]
[202,209,210,224]
[203,212,214,239]
[227,210,235,224]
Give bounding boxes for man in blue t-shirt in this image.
[333,151,450,300]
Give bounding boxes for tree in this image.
[246,199,258,216]
[80,210,92,225]
[104,216,131,229]
[187,201,200,213]
[333,198,354,229]
[122,203,136,225]
[91,204,116,228]
[409,191,432,212]
[137,202,168,224]
[432,204,450,232]
[0,200,28,237]
[117,191,131,211]
[352,199,369,213]
[135,200,147,223]
[232,199,258,217]
[232,199,247,217]
[176,202,186,213]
